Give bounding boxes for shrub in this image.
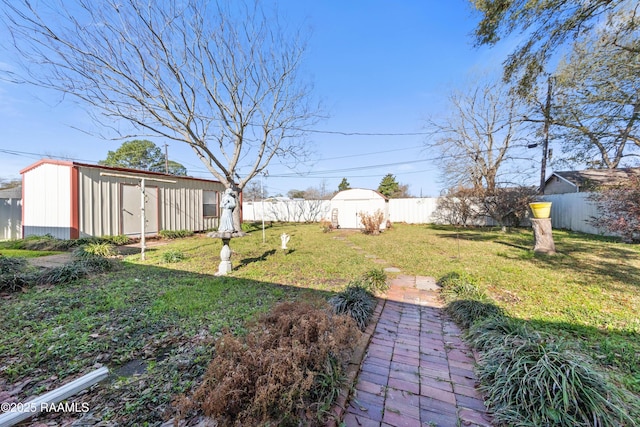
[162,249,185,263]
[77,256,116,273]
[181,301,360,426]
[445,299,504,329]
[158,229,194,239]
[439,272,485,303]
[467,316,539,352]
[0,255,28,274]
[319,218,333,233]
[589,176,640,243]
[329,284,376,330]
[477,338,637,427]
[102,234,132,245]
[358,210,385,234]
[74,242,117,258]
[37,263,88,286]
[359,268,389,295]
[0,256,37,292]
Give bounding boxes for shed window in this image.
[203,191,219,217]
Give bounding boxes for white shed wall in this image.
[330,189,389,229]
[23,162,72,239]
[0,198,22,240]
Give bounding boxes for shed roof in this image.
[0,185,21,198]
[546,168,640,191]
[20,159,222,185]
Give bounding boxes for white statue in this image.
[281,233,290,250]
[218,188,236,233]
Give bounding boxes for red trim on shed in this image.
[70,166,80,239]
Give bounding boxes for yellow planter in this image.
[529,202,552,219]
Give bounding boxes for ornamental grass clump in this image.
[0,255,37,292]
[438,272,502,328]
[445,299,504,329]
[159,229,194,239]
[74,242,117,258]
[329,283,377,330]
[162,249,186,263]
[360,268,388,295]
[181,301,360,426]
[477,337,638,427]
[439,271,485,303]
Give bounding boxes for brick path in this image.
[342,275,492,427]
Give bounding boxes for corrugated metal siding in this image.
[78,168,128,237]
[77,166,222,237]
[23,163,72,239]
[0,198,22,240]
[541,192,608,235]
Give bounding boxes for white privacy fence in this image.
[242,193,609,236]
[0,193,608,240]
[0,198,22,240]
[243,200,331,223]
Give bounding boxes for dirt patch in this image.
[27,253,75,268]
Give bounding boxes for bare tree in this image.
[1,0,320,230]
[551,15,640,169]
[425,80,534,192]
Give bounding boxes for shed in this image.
[20,159,226,239]
[330,188,389,230]
[543,168,640,194]
[0,185,22,240]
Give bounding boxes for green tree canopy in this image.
[377,173,410,198]
[338,178,351,192]
[471,0,633,92]
[99,140,187,176]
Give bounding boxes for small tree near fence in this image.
[589,176,640,243]
[359,210,385,234]
[481,186,537,229]
[433,187,478,226]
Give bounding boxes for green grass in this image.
[0,222,638,424]
[347,224,640,394]
[0,249,63,258]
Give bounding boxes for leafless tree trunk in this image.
[1,0,321,231]
[425,80,534,192]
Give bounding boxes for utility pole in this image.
[540,77,553,194]
[164,143,169,174]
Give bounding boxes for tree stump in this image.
[531,218,556,254]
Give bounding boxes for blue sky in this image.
[0,0,519,197]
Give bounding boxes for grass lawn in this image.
[347,223,640,393]
[0,249,64,258]
[0,222,638,425]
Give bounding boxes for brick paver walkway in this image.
[342,275,492,427]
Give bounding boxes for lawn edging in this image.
[326,297,386,426]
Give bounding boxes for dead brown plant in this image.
[358,210,385,234]
[178,301,361,426]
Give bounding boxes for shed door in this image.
[121,184,159,236]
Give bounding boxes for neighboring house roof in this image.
[0,185,21,198]
[20,158,222,185]
[545,168,640,192]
